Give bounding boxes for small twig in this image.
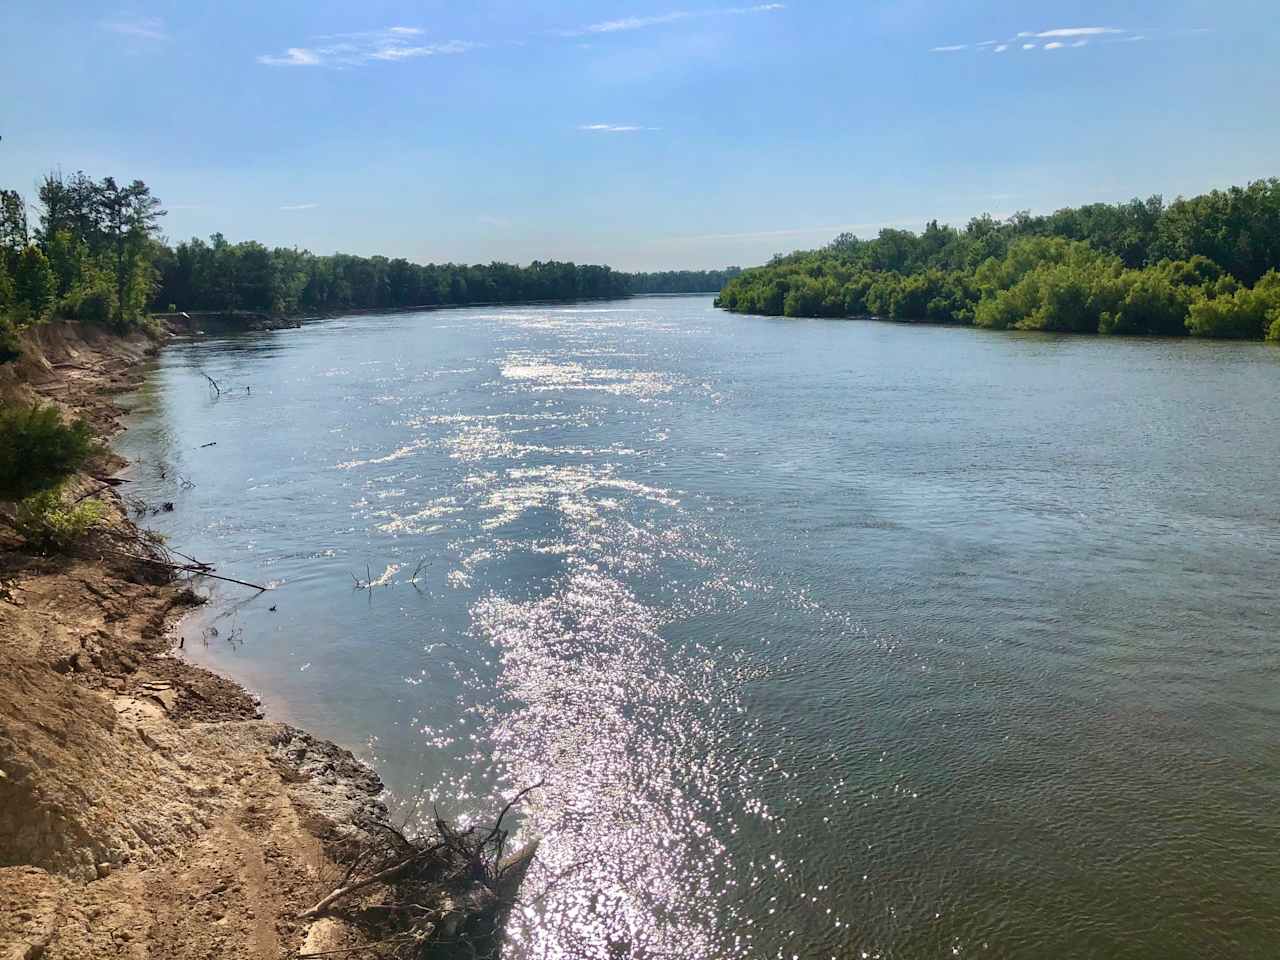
[202,372,221,396]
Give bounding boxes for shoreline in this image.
[0,321,394,958]
[153,290,721,336]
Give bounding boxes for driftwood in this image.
[92,523,269,592]
[299,785,543,959]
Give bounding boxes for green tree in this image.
[45,229,86,298]
[14,246,57,319]
[0,190,28,264]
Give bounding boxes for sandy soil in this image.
[0,322,380,960]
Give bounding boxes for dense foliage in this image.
[151,240,736,314]
[153,239,632,313]
[1,172,165,336]
[1,168,733,332]
[13,486,105,552]
[715,179,1280,341]
[626,268,741,295]
[0,404,98,502]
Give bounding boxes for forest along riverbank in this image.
[0,321,517,959]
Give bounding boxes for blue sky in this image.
[1,1,1276,270]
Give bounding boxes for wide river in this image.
[117,296,1279,958]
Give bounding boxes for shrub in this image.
[0,314,21,364]
[1186,272,1280,339]
[14,486,105,551]
[63,276,118,326]
[0,404,98,501]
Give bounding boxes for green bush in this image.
[14,486,105,551]
[1186,272,1280,339]
[0,314,21,364]
[0,404,98,501]
[63,276,118,326]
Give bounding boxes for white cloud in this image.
[559,4,784,38]
[101,15,167,41]
[257,27,475,67]
[1035,27,1123,38]
[934,24,1141,54]
[578,123,659,133]
[260,47,321,67]
[279,203,318,211]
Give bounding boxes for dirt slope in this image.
[0,323,378,960]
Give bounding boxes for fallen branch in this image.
[72,483,116,505]
[188,569,269,592]
[202,372,221,396]
[300,852,422,920]
[101,547,268,592]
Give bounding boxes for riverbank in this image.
[151,292,721,338]
[0,321,392,959]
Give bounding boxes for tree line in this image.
[0,168,735,356]
[715,179,1280,341]
[153,241,737,314]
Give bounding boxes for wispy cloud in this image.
[280,203,318,211]
[558,4,784,38]
[930,26,1155,54]
[101,15,167,41]
[579,123,660,133]
[257,26,475,67]
[1035,27,1123,38]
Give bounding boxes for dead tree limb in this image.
[300,853,421,920]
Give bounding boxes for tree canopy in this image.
[0,167,735,338]
[716,179,1280,341]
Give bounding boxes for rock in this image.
[95,862,111,879]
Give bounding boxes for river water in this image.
[116,296,1280,958]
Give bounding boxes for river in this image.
[116,295,1280,958]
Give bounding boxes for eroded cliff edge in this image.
[0,322,385,960]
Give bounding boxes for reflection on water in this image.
[117,298,1280,958]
